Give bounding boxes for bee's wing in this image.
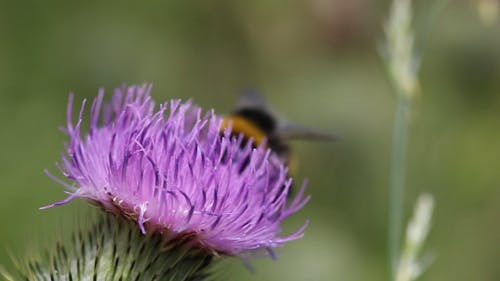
[236,89,270,110]
[235,89,339,141]
[278,121,340,141]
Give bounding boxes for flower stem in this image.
[389,95,411,281]
[383,0,418,278]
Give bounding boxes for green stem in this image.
[388,95,411,281]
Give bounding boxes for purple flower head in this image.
[43,85,310,256]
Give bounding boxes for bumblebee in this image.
[221,90,336,173]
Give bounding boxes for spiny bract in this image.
[13,213,213,281]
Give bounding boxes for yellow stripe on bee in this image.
[287,154,298,175]
[221,116,266,146]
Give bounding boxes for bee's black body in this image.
[229,106,291,166]
[223,90,336,174]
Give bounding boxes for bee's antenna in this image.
[236,89,269,110]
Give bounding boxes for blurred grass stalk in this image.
[396,193,435,281]
[382,0,422,280]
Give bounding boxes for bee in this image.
[221,90,337,174]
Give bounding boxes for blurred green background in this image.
[1,1,500,280]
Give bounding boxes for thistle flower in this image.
[43,84,309,257]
